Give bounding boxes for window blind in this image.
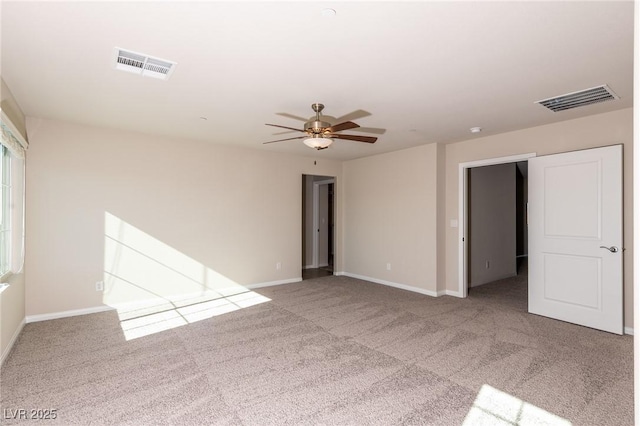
[0,112,27,159]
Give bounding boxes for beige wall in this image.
[302,175,313,268]
[436,143,447,290]
[318,184,329,267]
[344,143,439,293]
[12,107,636,329]
[0,77,26,363]
[25,118,343,316]
[444,108,634,327]
[468,163,517,287]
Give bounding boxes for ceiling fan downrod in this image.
[306,103,331,135]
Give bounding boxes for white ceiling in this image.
[1,1,634,161]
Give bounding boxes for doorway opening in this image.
[465,161,529,311]
[457,153,535,298]
[302,174,335,280]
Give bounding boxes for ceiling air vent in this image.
[535,85,619,112]
[113,48,176,80]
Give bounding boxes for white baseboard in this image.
[247,277,302,289]
[25,279,302,323]
[445,290,464,298]
[624,327,634,335]
[303,264,330,270]
[341,272,441,297]
[26,305,115,324]
[1,317,25,366]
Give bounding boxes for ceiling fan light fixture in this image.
[303,136,333,150]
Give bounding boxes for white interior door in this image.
[528,145,623,334]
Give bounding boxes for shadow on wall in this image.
[103,212,270,340]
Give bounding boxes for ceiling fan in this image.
[263,103,378,150]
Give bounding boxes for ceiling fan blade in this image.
[275,112,309,122]
[331,134,377,144]
[265,123,307,133]
[334,109,371,123]
[351,126,387,135]
[263,136,305,145]
[326,121,359,133]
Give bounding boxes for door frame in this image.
[457,153,536,297]
[312,178,335,269]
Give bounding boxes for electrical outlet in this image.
[276,262,281,270]
[95,281,104,291]
[486,261,490,269]
[386,263,391,271]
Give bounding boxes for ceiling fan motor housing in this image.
[305,120,332,135]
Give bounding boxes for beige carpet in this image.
[0,272,633,425]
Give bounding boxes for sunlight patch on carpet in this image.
[102,212,271,340]
[116,291,271,340]
[463,384,571,426]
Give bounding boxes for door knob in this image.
[599,245,619,253]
